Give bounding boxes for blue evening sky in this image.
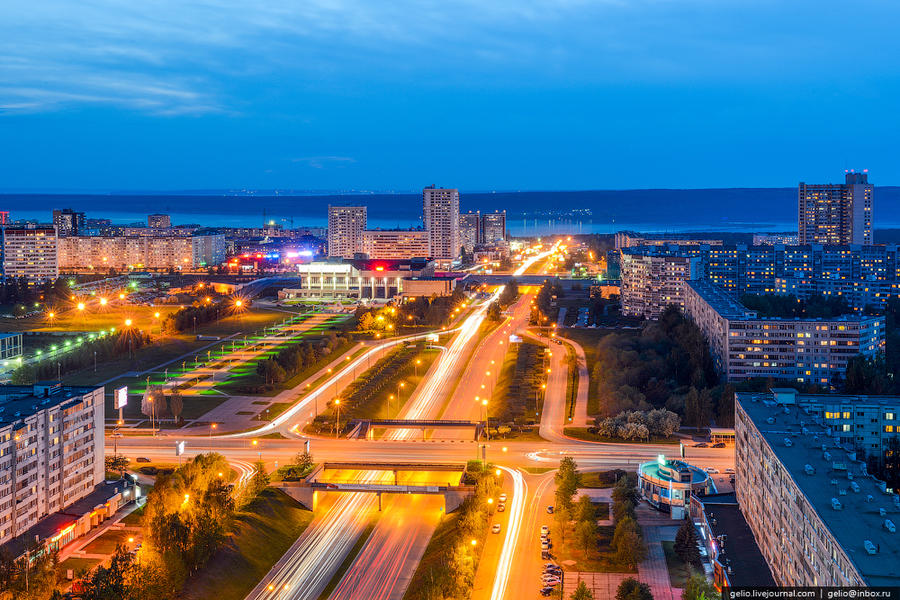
[1,0,898,191]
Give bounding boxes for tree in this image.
[555,456,582,511]
[612,516,645,568]
[486,302,502,322]
[574,519,598,555]
[295,450,314,472]
[615,577,653,600]
[79,545,132,600]
[682,573,720,600]
[674,520,701,569]
[250,460,270,495]
[575,495,596,524]
[105,454,130,476]
[168,391,184,424]
[553,504,572,543]
[570,580,594,600]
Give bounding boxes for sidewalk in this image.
[636,503,681,600]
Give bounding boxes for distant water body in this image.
[3,187,900,236]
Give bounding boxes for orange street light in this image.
[124,319,133,327]
[77,302,85,310]
[119,293,126,300]
[252,439,258,446]
[235,300,243,307]
[470,539,478,547]
[154,312,160,318]
[100,297,108,306]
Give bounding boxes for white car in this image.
[705,467,720,474]
[492,523,502,534]
[541,541,550,551]
[540,525,550,535]
[725,468,736,474]
[499,493,508,503]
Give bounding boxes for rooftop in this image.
[639,458,709,486]
[696,493,775,587]
[0,383,98,426]
[738,394,900,586]
[741,389,900,408]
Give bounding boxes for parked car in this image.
[725,468,736,474]
[136,457,151,463]
[540,587,554,597]
[540,525,550,535]
[546,505,554,514]
[492,523,502,534]
[497,503,506,512]
[541,541,550,551]
[712,442,726,448]
[499,493,508,503]
[695,443,708,448]
[705,467,720,473]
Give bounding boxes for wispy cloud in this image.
[292,156,357,169]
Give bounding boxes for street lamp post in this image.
[209,422,217,451]
[334,400,341,437]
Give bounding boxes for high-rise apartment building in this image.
[0,227,59,283]
[799,171,873,245]
[52,209,86,237]
[481,211,507,243]
[734,390,900,586]
[619,249,701,318]
[684,280,884,384]
[0,383,105,546]
[57,233,225,271]
[327,205,367,258]
[360,229,430,260]
[148,213,172,229]
[422,186,460,263]
[459,211,481,252]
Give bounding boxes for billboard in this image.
[175,441,186,457]
[114,386,128,410]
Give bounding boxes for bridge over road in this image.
[347,419,484,440]
[272,461,475,512]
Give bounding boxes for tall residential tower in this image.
[327,205,367,258]
[422,186,460,264]
[799,170,873,245]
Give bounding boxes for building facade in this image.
[685,280,884,384]
[481,211,507,243]
[735,392,900,586]
[422,186,460,264]
[637,457,714,520]
[799,171,873,246]
[327,205,367,258]
[286,258,433,300]
[58,233,225,271]
[148,214,172,229]
[360,229,430,260]
[0,227,59,283]
[0,333,23,363]
[51,209,85,237]
[459,211,481,252]
[0,383,105,546]
[619,249,701,318]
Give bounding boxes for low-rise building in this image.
[282,258,433,300]
[735,391,900,586]
[0,333,23,364]
[620,249,701,318]
[637,457,715,519]
[0,383,105,547]
[685,280,884,384]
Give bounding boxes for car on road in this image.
[712,442,726,448]
[546,505,554,514]
[497,503,506,512]
[725,467,736,474]
[694,442,708,448]
[136,457,151,463]
[705,467,720,473]
[540,525,550,535]
[499,493,508,503]
[492,523,502,534]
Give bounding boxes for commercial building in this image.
[684,280,884,384]
[283,258,433,300]
[619,249,701,318]
[327,205,367,259]
[0,383,105,547]
[799,171,873,245]
[637,457,714,519]
[459,211,481,252]
[147,214,172,229]
[0,226,59,283]
[422,186,460,265]
[0,333,23,363]
[481,211,507,243]
[57,233,225,271]
[360,229,430,260]
[52,209,85,237]
[734,391,900,586]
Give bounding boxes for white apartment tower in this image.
[327,205,367,258]
[422,186,460,263]
[799,170,873,245]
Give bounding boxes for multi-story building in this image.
[481,211,507,243]
[422,186,460,264]
[57,233,225,271]
[327,205,367,259]
[734,391,900,586]
[459,211,481,252]
[685,280,884,384]
[360,229,430,260]
[51,209,85,237]
[615,231,723,250]
[0,333,23,363]
[619,249,701,318]
[753,233,799,245]
[0,227,59,283]
[0,383,104,547]
[147,214,172,229]
[799,171,873,245]
[284,258,433,300]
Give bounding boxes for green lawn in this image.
[564,427,679,445]
[58,557,102,578]
[662,540,694,588]
[180,488,314,600]
[82,529,134,555]
[555,524,637,573]
[403,513,460,600]
[581,470,628,489]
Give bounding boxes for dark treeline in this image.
[12,330,151,383]
[162,299,233,334]
[487,278,519,321]
[1,277,70,314]
[530,279,562,325]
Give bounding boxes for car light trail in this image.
[490,466,526,600]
